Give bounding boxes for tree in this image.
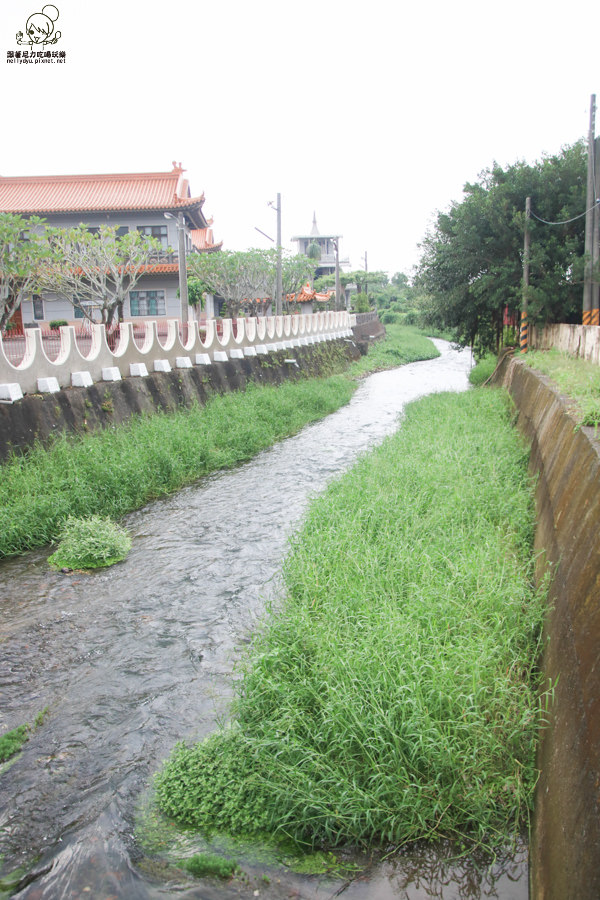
[416,142,587,355]
[40,225,162,328]
[187,248,315,318]
[0,214,54,331]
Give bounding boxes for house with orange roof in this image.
[0,162,221,326]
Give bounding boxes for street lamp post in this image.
[165,211,189,324]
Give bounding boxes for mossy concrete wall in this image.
[0,340,361,461]
[495,356,600,900]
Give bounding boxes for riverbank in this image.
[0,326,438,560]
[154,384,547,852]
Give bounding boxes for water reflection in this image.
[0,342,526,898]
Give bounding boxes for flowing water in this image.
[0,342,528,899]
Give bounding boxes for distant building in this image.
[0,163,221,326]
[292,212,347,280]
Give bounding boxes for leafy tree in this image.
[188,248,315,318]
[416,142,587,355]
[40,225,162,328]
[0,213,54,331]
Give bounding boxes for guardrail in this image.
[0,311,357,401]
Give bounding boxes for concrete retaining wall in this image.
[496,356,600,899]
[530,323,600,364]
[0,339,361,461]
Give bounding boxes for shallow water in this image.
[0,342,527,898]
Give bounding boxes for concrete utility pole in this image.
[333,238,341,310]
[593,135,600,324]
[276,193,282,317]
[583,94,596,325]
[521,196,531,353]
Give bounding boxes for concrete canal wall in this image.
[0,338,362,461]
[496,356,600,900]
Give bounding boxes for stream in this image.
[0,341,528,899]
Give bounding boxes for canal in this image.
[0,341,527,899]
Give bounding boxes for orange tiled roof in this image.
[190,227,223,253]
[0,163,209,229]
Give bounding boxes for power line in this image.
[530,202,599,227]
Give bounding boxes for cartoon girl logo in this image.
[17,5,61,45]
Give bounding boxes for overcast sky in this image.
[1,0,597,279]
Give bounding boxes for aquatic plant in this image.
[48,515,131,569]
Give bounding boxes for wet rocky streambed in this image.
[0,342,528,899]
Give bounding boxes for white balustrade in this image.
[0,311,355,397]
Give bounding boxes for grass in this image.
[154,387,548,851]
[179,852,239,879]
[47,515,132,570]
[0,709,48,766]
[350,325,439,376]
[523,348,600,427]
[0,327,438,561]
[468,353,497,387]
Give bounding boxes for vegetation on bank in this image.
[47,515,132,570]
[154,387,547,850]
[0,326,440,560]
[350,324,439,376]
[523,348,600,428]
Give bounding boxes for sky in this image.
[1,0,597,280]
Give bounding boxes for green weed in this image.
[154,388,548,851]
[179,852,239,879]
[47,515,131,570]
[523,349,600,427]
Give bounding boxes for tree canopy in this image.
[188,248,315,318]
[40,225,162,327]
[415,142,587,355]
[0,214,54,331]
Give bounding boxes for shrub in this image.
[49,320,69,330]
[48,515,131,569]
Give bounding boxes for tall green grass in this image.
[524,348,600,427]
[0,377,355,559]
[154,388,547,850]
[0,327,439,561]
[350,325,439,376]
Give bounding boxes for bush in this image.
[48,515,131,569]
[49,320,69,330]
[381,311,401,324]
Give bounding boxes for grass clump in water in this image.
[0,709,49,765]
[48,515,131,570]
[154,388,548,851]
[179,852,239,879]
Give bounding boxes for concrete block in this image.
[102,367,122,382]
[266,344,278,353]
[275,342,286,351]
[71,371,93,388]
[213,351,228,362]
[129,363,148,377]
[0,383,23,402]
[243,346,257,357]
[176,356,193,368]
[195,353,212,365]
[37,376,61,393]
[255,344,268,355]
[154,359,171,372]
[229,348,244,359]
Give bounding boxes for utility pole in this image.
[593,135,600,325]
[333,238,341,310]
[583,94,596,325]
[276,193,282,317]
[521,196,531,353]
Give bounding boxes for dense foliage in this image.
[416,142,587,356]
[48,515,132,569]
[155,389,547,850]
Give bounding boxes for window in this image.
[129,289,166,316]
[137,225,168,249]
[73,299,95,320]
[86,226,129,238]
[32,295,44,320]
